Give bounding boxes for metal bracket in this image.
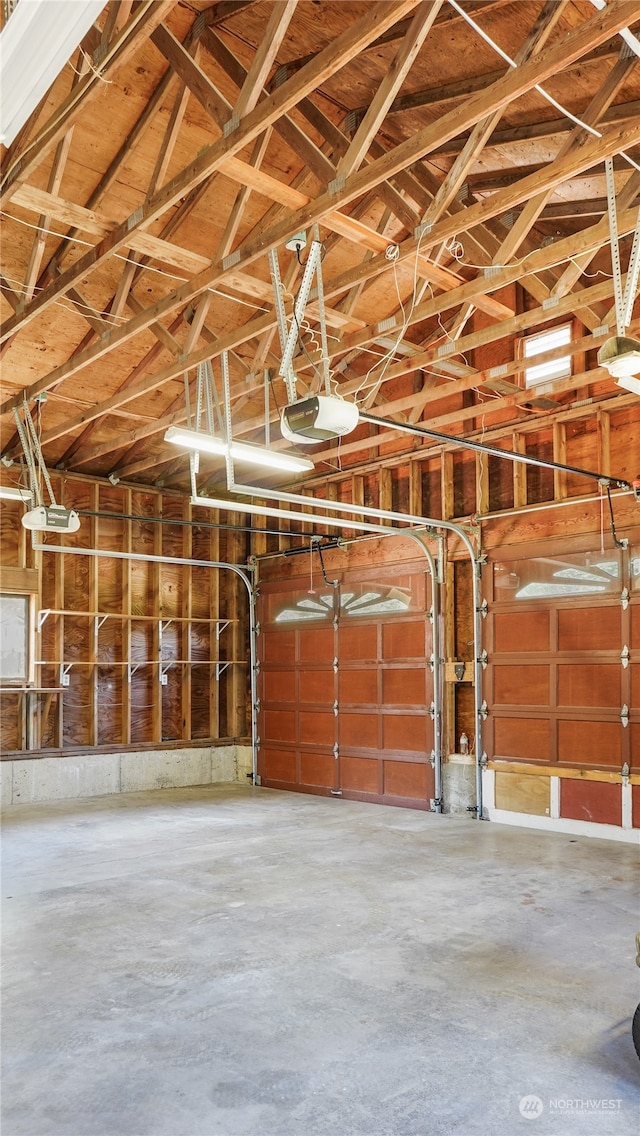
[622,761,630,785]
[37,609,51,632]
[333,742,339,759]
[479,751,488,768]
[621,704,630,728]
[430,797,443,813]
[621,645,630,669]
[332,657,338,673]
[254,698,261,714]
[96,615,108,632]
[429,701,436,720]
[216,620,231,640]
[333,700,339,717]
[216,661,231,680]
[478,598,489,619]
[127,662,144,682]
[428,750,436,767]
[478,649,489,670]
[479,700,489,721]
[428,653,435,672]
[621,588,629,611]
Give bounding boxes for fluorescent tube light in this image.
[164,426,314,473]
[0,0,106,146]
[0,485,33,502]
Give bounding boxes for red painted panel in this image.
[557,665,620,708]
[493,717,551,761]
[263,709,296,742]
[630,724,640,773]
[339,624,377,661]
[340,712,379,749]
[339,669,378,704]
[631,664,640,709]
[557,720,621,766]
[493,665,549,706]
[494,611,549,653]
[382,714,429,753]
[383,759,429,799]
[262,630,295,663]
[299,710,334,745]
[262,670,296,703]
[382,668,426,705]
[557,607,620,652]
[299,627,334,662]
[560,779,621,826]
[632,785,640,828]
[300,752,336,788]
[382,621,424,660]
[299,669,334,704]
[261,748,296,783]
[340,756,379,793]
[631,605,640,648]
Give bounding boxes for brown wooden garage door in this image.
[258,564,435,809]
[484,541,638,779]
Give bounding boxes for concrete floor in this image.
[2,786,639,1136]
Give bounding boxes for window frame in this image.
[519,320,574,390]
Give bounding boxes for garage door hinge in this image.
[479,700,489,720]
[621,644,630,668]
[620,704,629,728]
[333,700,339,716]
[429,701,436,720]
[333,657,338,673]
[477,598,488,618]
[333,743,339,759]
[621,588,629,611]
[478,649,488,669]
[330,789,342,796]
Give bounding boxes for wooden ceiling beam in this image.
[492,51,640,264]
[348,40,622,124]
[0,0,420,345]
[230,0,298,120]
[336,1,445,180]
[17,221,629,464]
[419,0,567,229]
[0,0,175,207]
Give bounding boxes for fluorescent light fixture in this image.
[597,335,640,381]
[0,0,106,146]
[0,485,32,502]
[164,426,314,473]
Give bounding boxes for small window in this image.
[522,323,572,388]
[0,593,31,683]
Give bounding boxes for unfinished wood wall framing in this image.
[0,477,250,756]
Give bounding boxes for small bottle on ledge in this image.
[459,732,469,755]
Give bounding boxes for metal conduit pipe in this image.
[196,488,485,818]
[252,528,444,812]
[31,543,260,785]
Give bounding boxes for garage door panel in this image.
[262,630,295,663]
[493,611,549,653]
[340,711,379,749]
[299,710,334,745]
[557,720,621,766]
[383,759,431,800]
[382,668,427,705]
[300,752,337,789]
[262,670,296,703]
[340,756,380,794]
[632,784,640,827]
[557,664,621,708]
[557,607,620,652]
[339,623,377,661]
[339,669,377,704]
[631,664,640,709]
[382,714,429,753]
[631,604,640,647]
[493,665,549,706]
[560,779,621,825]
[493,717,551,761]
[299,627,334,662]
[263,709,297,742]
[629,724,640,773]
[260,748,297,783]
[299,669,335,704]
[382,621,425,659]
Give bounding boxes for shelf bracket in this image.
[215,661,231,680]
[216,620,231,641]
[37,609,51,633]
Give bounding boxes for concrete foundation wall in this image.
[0,745,253,806]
